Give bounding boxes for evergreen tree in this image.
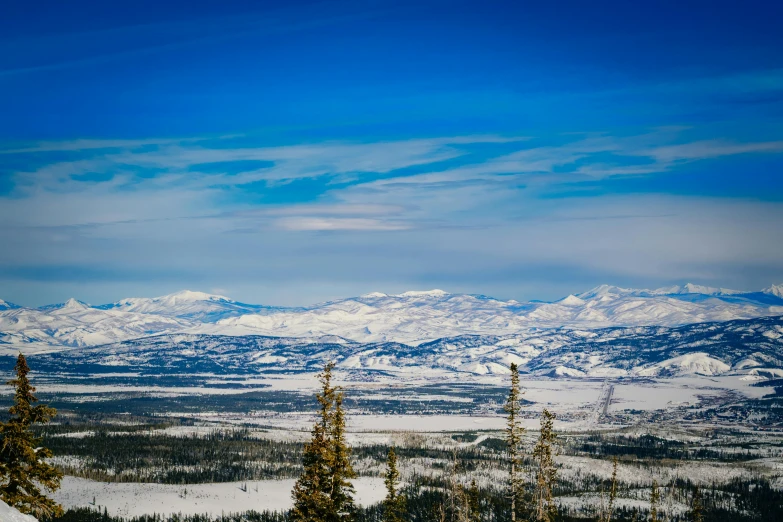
[688,486,703,522]
[649,480,660,522]
[598,457,618,522]
[532,409,557,522]
[291,362,356,522]
[382,447,405,522]
[467,479,480,522]
[292,363,336,522]
[328,387,356,521]
[0,354,63,517]
[455,484,471,522]
[503,363,525,522]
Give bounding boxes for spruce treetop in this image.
[0,354,63,518]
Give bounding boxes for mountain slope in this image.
[96,290,283,321]
[0,299,21,311]
[0,299,190,353]
[26,316,783,379]
[765,284,783,299]
[210,286,783,344]
[2,284,783,351]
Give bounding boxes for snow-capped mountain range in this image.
[1,285,782,353]
[25,316,783,380]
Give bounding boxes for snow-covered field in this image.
[53,476,387,518]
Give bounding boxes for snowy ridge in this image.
[210,284,783,344]
[96,289,280,321]
[0,302,190,352]
[765,284,783,298]
[0,299,20,311]
[28,316,783,379]
[2,284,783,352]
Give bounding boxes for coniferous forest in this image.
[1,355,781,522]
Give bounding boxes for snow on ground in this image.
[5,285,783,352]
[242,414,510,432]
[0,499,38,522]
[608,375,770,412]
[0,384,273,397]
[609,381,710,411]
[349,414,506,432]
[636,353,731,377]
[518,378,603,411]
[557,455,762,486]
[557,494,686,517]
[53,476,386,518]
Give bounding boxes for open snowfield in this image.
[607,375,770,412]
[62,374,770,432]
[53,476,387,518]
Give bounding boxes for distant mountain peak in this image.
[655,283,742,296]
[164,290,233,302]
[0,299,20,310]
[60,298,91,311]
[577,282,750,299]
[764,284,783,298]
[558,294,586,306]
[396,289,449,298]
[576,285,634,299]
[360,292,388,298]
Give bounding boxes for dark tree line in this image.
[4,357,783,521]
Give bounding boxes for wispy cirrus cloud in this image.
[3,128,782,231]
[1,127,782,305]
[275,217,410,231]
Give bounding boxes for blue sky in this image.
[1,0,782,306]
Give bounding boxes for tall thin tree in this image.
[532,409,557,522]
[649,480,660,522]
[504,363,525,522]
[0,354,63,517]
[688,486,703,522]
[382,447,406,522]
[291,364,334,522]
[329,386,356,521]
[467,479,481,522]
[292,362,355,522]
[598,457,618,522]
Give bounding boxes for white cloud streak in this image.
[1,129,782,304]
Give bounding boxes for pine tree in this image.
[329,386,356,521]
[455,484,471,522]
[598,457,618,522]
[382,447,405,522]
[649,480,660,522]
[688,486,703,522]
[291,362,356,522]
[467,479,480,522]
[292,363,336,522]
[503,363,525,522]
[446,450,460,522]
[532,409,557,522]
[607,457,617,522]
[0,354,63,517]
